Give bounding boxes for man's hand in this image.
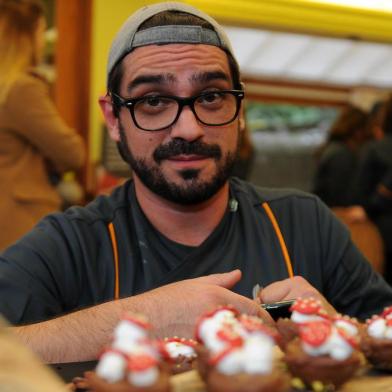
[129,269,273,339]
[258,276,336,315]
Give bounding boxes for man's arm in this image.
[12,270,271,363]
[259,195,392,319]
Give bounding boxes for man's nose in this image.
[169,106,205,141]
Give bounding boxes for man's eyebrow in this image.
[126,74,176,93]
[191,71,230,84]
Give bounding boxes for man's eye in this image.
[198,92,223,104]
[145,96,162,107]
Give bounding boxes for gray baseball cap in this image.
[107,1,237,85]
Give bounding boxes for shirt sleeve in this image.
[0,215,81,324]
[315,197,392,320]
[6,75,85,173]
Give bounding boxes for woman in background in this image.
[0,0,85,250]
[312,105,370,207]
[352,97,392,284]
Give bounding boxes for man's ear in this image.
[99,94,120,142]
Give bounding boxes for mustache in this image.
[153,139,222,163]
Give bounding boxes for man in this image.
[1,2,391,363]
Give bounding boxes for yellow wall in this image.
[90,0,392,162]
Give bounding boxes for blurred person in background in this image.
[312,105,371,207]
[347,96,392,284]
[0,0,85,251]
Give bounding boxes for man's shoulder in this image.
[58,180,132,226]
[230,177,319,206]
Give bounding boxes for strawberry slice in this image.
[299,321,332,347]
[290,297,322,315]
[164,337,198,347]
[382,306,392,319]
[239,314,264,332]
[216,325,243,347]
[128,354,157,371]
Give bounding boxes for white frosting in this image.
[199,308,277,375]
[96,352,126,383]
[114,320,147,342]
[291,311,325,324]
[198,310,238,352]
[216,333,274,375]
[385,326,392,339]
[128,366,159,387]
[165,341,195,359]
[302,327,353,361]
[216,348,243,375]
[242,334,274,374]
[368,318,392,340]
[334,319,358,336]
[111,336,138,355]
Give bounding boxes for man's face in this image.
[115,44,241,204]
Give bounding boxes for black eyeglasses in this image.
[110,90,244,131]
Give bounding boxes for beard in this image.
[117,123,239,205]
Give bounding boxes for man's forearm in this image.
[9,271,264,363]
[11,297,143,363]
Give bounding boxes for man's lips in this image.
[168,154,208,161]
[165,154,211,168]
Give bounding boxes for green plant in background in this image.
[245,102,338,133]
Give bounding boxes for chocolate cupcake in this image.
[276,297,330,348]
[284,319,361,388]
[360,306,392,370]
[79,312,171,392]
[195,306,290,392]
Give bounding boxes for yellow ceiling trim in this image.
[182,0,392,43]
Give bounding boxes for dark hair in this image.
[107,10,241,117]
[328,105,369,143]
[382,95,392,135]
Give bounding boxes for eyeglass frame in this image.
[109,89,245,132]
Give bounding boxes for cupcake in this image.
[196,306,290,392]
[276,297,329,348]
[284,319,362,389]
[195,305,241,380]
[80,312,171,392]
[360,305,392,370]
[162,337,198,374]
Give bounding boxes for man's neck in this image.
[133,177,230,247]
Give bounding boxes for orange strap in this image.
[108,222,120,300]
[262,202,294,278]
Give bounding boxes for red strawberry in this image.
[382,306,392,319]
[290,297,322,315]
[299,321,332,347]
[216,325,243,347]
[128,354,157,372]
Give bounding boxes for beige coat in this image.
[0,73,85,250]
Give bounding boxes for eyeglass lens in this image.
[133,92,238,131]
